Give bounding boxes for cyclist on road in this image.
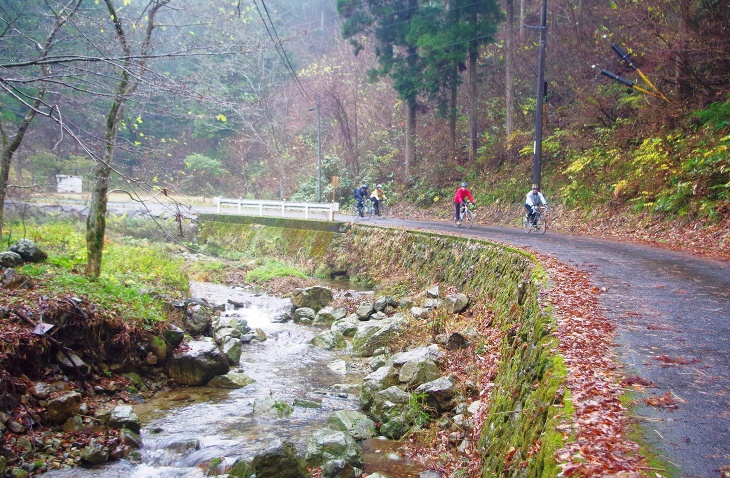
[370,184,386,216]
[453,182,474,225]
[525,184,548,226]
[354,184,369,217]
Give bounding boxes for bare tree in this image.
[84,0,172,278]
[0,0,83,232]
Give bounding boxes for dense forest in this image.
[2,0,729,224]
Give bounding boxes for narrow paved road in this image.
[372,215,729,478]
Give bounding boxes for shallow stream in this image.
[44,282,427,477]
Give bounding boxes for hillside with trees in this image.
[2,0,729,249]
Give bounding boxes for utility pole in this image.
[316,95,321,203]
[531,0,547,188]
[309,96,322,202]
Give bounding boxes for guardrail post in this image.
[214,197,221,213]
[237,198,242,214]
[304,205,310,219]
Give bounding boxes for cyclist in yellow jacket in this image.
[370,184,386,216]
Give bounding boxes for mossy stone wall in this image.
[198,216,566,477]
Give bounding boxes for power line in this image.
[252,0,309,99]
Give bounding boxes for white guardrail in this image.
[213,197,340,221]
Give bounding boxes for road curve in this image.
[364,215,728,478]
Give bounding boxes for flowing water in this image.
[44,282,428,477]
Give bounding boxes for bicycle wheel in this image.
[455,206,464,227]
[352,204,360,219]
[463,208,474,228]
[522,214,532,233]
[535,214,547,234]
[378,202,388,219]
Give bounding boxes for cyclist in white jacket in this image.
[524,184,547,225]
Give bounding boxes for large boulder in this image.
[80,441,109,465]
[163,324,185,349]
[291,286,333,312]
[8,239,47,263]
[355,303,375,321]
[292,307,315,323]
[390,345,443,367]
[108,405,141,433]
[183,304,212,336]
[359,364,399,412]
[215,315,250,335]
[373,296,397,312]
[313,306,347,326]
[443,293,470,314]
[166,338,230,385]
[327,410,376,441]
[305,428,363,469]
[0,252,22,268]
[321,459,360,478]
[45,392,81,425]
[415,376,458,414]
[214,327,241,342]
[253,396,293,418]
[147,335,168,363]
[207,372,255,389]
[369,386,412,423]
[330,316,360,337]
[220,336,242,364]
[251,440,309,478]
[398,358,441,389]
[351,318,404,357]
[56,351,90,375]
[311,330,347,350]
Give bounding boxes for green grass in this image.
[5,220,190,327]
[245,259,307,283]
[185,259,234,282]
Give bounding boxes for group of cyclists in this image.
[353,183,387,217]
[353,181,548,226]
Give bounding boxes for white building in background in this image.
[56,175,82,193]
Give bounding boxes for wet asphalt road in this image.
[371,215,729,478]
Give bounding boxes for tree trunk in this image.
[505,0,515,138]
[405,96,416,179]
[676,0,694,100]
[0,0,80,233]
[0,106,39,233]
[520,0,526,41]
[86,0,166,279]
[85,160,112,278]
[468,42,479,164]
[86,93,124,278]
[450,81,457,161]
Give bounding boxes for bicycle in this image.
[522,205,547,234]
[352,200,373,220]
[373,199,388,219]
[454,202,474,228]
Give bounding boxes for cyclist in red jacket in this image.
[453,182,474,225]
